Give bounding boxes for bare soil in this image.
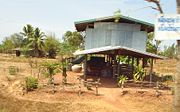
[0,54,174,112]
[154,59,177,76]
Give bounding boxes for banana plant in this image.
[118,75,128,90]
[134,65,146,89]
[134,65,145,82]
[41,61,60,84]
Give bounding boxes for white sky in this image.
[0,0,177,48]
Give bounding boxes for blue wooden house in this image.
[74,15,163,80]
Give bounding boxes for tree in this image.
[145,0,180,111]
[9,33,24,48]
[161,44,177,58]
[58,42,75,58]
[118,75,128,91]
[21,24,46,57]
[44,34,60,58]
[28,27,45,57]
[63,31,84,50]
[145,0,163,13]
[146,32,161,54]
[1,37,15,53]
[21,24,34,39]
[0,33,24,53]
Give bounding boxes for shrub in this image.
[8,66,19,75]
[25,76,38,91]
[41,62,60,84]
[134,65,145,82]
[118,75,128,89]
[162,75,173,82]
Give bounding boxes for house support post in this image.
[149,58,154,86]
[132,57,134,78]
[117,55,120,78]
[128,56,131,64]
[84,54,88,81]
[142,58,146,68]
[136,58,139,66]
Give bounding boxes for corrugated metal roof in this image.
[75,15,154,32]
[73,46,164,59]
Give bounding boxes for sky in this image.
[0,0,177,48]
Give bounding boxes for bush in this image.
[8,66,19,75]
[118,75,128,89]
[25,76,38,91]
[21,47,30,58]
[162,75,173,82]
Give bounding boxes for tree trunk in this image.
[174,1,180,112]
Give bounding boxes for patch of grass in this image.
[8,66,19,75]
[0,107,8,112]
[25,76,38,91]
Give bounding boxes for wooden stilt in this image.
[84,54,87,81]
[142,58,146,68]
[117,55,120,78]
[132,57,134,77]
[136,58,139,66]
[149,58,154,86]
[128,56,131,64]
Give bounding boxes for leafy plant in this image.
[25,76,38,91]
[44,35,60,58]
[60,59,69,84]
[162,75,173,82]
[21,24,46,57]
[8,66,19,75]
[63,31,84,50]
[21,47,31,57]
[134,65,145,82]
[118,75,128,89]
[41,62,60,84]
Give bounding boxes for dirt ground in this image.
[0,54,174,112]
[154,59,177,76]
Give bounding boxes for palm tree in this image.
[21,24,46,57]
[28,28,46,57]
[21,24,34,38]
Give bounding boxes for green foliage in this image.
[0,33,24,53]
[63,31,84,51]
[118,75,128,88]
[162,75,173,82]
[44,34,60,58]
[21,24,46,57]
[21,24,34,38]
[8,66,19,75]
[9,33,24,47]
[146,32,161,54]
[1,37,15,53]
[0,45,4,53]
[134,65,145,82]
[25,76,38,91]
[116,56,129,64]
[160,44,177,58]
[28,28,46,57]
[21,47,31,57]
[0,25,84,59]
[58,42,76,57]
[41,62,60,84]
[114,9,121,22]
